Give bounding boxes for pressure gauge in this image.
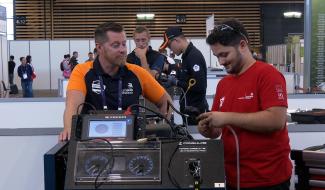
[128,155,154,176]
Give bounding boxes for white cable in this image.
[178,87,187,108]
[225,126,240,190]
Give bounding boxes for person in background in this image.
[62,54,71,79]
[26,55,33,69]
[85,52,94,62]
[127,26,165,79]
[93,48,98,58]
[8,55,16,85]
[26,55,36,88]
[197,18,292,190]
[17,57,33,97]
[59,22,172,141]
[159,26,209,125]
[69,51,79,71]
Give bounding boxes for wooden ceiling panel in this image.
[14,0,304,47]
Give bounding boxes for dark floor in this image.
[8,90,59,98]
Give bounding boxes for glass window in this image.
[0,0,14,40]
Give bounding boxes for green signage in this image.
[311,0,325,87]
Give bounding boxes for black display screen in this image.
[88,120,127,138]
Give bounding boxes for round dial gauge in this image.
[84,154,109,177]
[128,155,154,176]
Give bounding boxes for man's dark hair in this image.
[88,52,93,55]
[95,22,124,44]
[93,48,97,54]
[206,18,249,46]
[72,51,78,56]
[10,55,14,60]
[26,55,32,63]
[20,57,24,61]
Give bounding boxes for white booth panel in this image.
[190,38,210,68]
[288,98,325,110]
[129,38,136,53]
[50,40,70,90]
[89,40,95,53]
[9,41,30,86]
[0,101,65,129]
[211,50,220,68]
[150,38,164,52]
[207,78,220,96]
[30,41,50,89]
[0,136,58,190]
[69,40,91,63]
[284,73,295,94]
[126,39,132,54]
[0,36,8,82]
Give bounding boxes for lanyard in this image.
[98,76,108,110]
[117,79,123,110]
[98,75,123,110]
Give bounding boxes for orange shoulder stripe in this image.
[125,63,165,104]
[67,61,93,95]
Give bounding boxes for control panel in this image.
[73,141,161,184]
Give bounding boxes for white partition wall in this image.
[190,38,211,67]
[8,38,217,90]
[50,40,70,90]
[70,40,91,63]
[30,41,51,89]
[9,40,96,90]
[89,40,95,54]
[210,47,220,68]
[150,38,164,52]
[129,38,136,53]
[0,36,8,82]
[9,41,30,86]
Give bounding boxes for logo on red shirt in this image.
[275,85,284,100]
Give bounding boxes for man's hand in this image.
[196,112,225,138]
[59,129,71,141]
[161,75,178,88]
[59,90,85,142]
[197,122,221,139]
[197,111,228,128]
[134,47,147,60]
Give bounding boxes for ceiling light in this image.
[283,11,302,18]
[136,13,155,20]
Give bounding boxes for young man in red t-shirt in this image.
[197,18,292,190]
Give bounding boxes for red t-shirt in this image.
[212,61,292,188]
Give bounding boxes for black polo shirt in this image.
[67,58,166,114]
[177,42,208,113]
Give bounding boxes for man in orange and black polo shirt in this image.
[59,22,172,141]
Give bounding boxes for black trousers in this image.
[227,179,290,190]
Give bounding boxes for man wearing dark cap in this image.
[159,26,209,125]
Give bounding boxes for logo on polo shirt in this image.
[91,80,103,94]
[238,92,254,100]
[219,96,225,110]
[122,82,134,95]
[193,64,200,72]
[275,85,284,100]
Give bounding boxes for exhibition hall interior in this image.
[0,0,325,190]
